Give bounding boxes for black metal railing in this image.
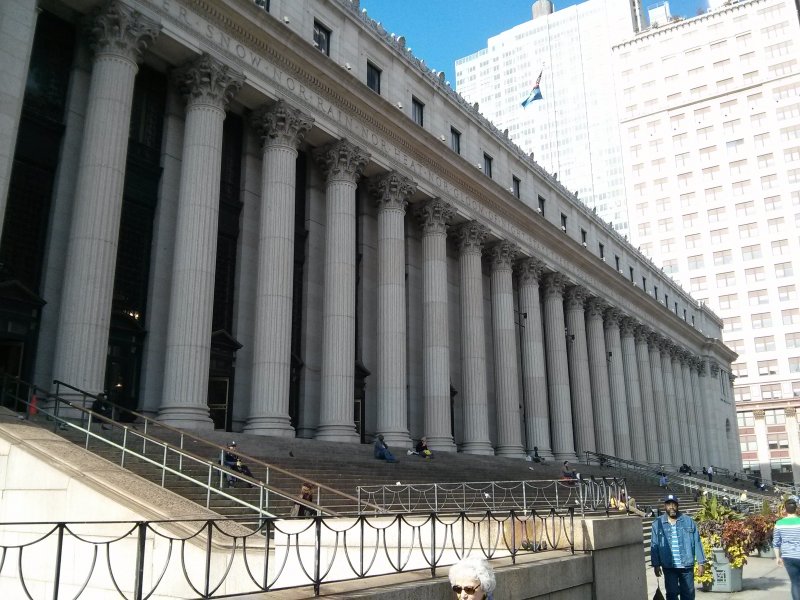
[358,477,626,517]
[0,511,574,598]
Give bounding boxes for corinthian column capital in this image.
[603,307,623,329]
[565,285,589,310]
[174,53,244,111]
[785,407,796,419]
[88,0,159,63]
[620,316,637,337]
[455,221,489,254]
[543,272,568,299]
[251,100,313,150]
[516,257,544,285]
[488,241,519,271]
[634,324,650,344]
[414,198,454,235]
[369,171,417,212]
[585,297,608,319]
[313,138,370,184]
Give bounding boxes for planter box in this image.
[711,548,743,593]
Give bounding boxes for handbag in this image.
[653,579,665,600]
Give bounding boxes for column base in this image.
[157,406,215,430]
[243,415,295,438]
[460,440,495,456]
[379,431,413,449]
[426,435,457,452]
[552,451,579,463]
[315,423,360,443]
[495,445,527,458]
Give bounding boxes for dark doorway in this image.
[208,377,231,431]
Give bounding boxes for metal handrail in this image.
[357,477,627,518]
[49,378,381,514]
[583,450,771,510]
[0,510,575,598]
[1,376,326,518]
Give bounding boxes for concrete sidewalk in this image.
[645,556,791,598]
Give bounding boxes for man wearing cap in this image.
[650,494,705,599]
[774,496,800,599]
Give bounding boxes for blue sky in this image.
[361,0,707,84]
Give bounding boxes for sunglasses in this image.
[452,583,481,594]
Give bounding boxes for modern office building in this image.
[0,0,737,469]
[454,0,641,233]
[614,0,800,480]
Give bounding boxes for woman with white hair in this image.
[448,556,496,599]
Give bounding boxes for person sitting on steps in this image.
[222,441,255,488]
[373,434,398,463]
[414,437,433,459]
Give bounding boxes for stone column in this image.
[660,343,682,466]
[371,171,417,447]
[681,355,701,467]
[542,273,577,462]
[455,221,494,455]
[51,2,159,395]
[313,139,370,442]
[488,241,525,458]
[753,409,772,484]
[670,350,691,465]
[604,308,632,460]
[585,298,614,456]
[703,360,723,468]
[689,360,708,466]
[158,54,243,427]
[517,258,551,458]
[414,199,456,451]
[727,373,744,472]
[785,408,800,486]
[649,335,673,467]
[244,101,313,435]
[564,286,595,458]
[0,0,40,233]
[635,326,660,465]
[620,317,646,463]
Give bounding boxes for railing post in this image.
[85,413,92,450]
[265,468,270,511]
[357,487,361,514]
[142,421,148,455]
[522,481,527,511]
[510,509,516,564]
[121,427,128,468]
[133,522,147,600]
[161,446,167,487]
[430,512,438,577]
[204,521,213,598]
[207,466,212,508]
[179,434,184,472]
[434,484,439,513]
[316,483,321,516]
[52,523,65,600]
[313,516,322,596]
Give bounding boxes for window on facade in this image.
[754,336,776,352]
[661,238,675,253]
[483,153,493,178]
[538,195,545,215]
[658,217,673,232]
[739,222,758,239]
[741,244,761,260]
[740,435,757,452]
[510,176,521,199]
[749,289,769,306]
[766,408,787,424]
[783,309,800,326]
[728,339,745,353]
[642,276,647,292]
[688,255,704,270]
[683,213,698,227]
[560,213,568,232]
[686,233,701,248]
[765,196,782,212]
[732,362,747,377]
[794,381,800,397]
[725,316,742,332]
[713,249,732,265]
[710,228,727,244]
[761,384,782,401]
[768,217,785,233]
[313,20,331,56]
[367,61,381,94]
[751,312,772,329]
[776,262,794,278]
[735,200,755,216]
[615,255,621,271]
[735,387,752,402]
[663,259,677,274]
[707,207,725,222]
[787,332,800,349]
[450,127,461,154]
[745,266,765,283]
[789,357,800,373]
[719,293,737,309]
[779,285,797,301]
[411,96,424,126]
[772,240,789,256]
[690,276,707,292]
[716,271,736,287]
[758,359,778,375]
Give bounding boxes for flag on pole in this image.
[521,70,544,107]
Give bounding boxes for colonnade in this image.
[35,0,728,468]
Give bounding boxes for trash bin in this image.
[711,548,743,593]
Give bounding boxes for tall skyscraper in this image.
[455,0,640,232]
[616,0,800,482]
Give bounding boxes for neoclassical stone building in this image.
[0,0,740,469]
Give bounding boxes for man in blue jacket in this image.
[651,494,705,599]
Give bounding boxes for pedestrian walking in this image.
[774,495,800,600]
